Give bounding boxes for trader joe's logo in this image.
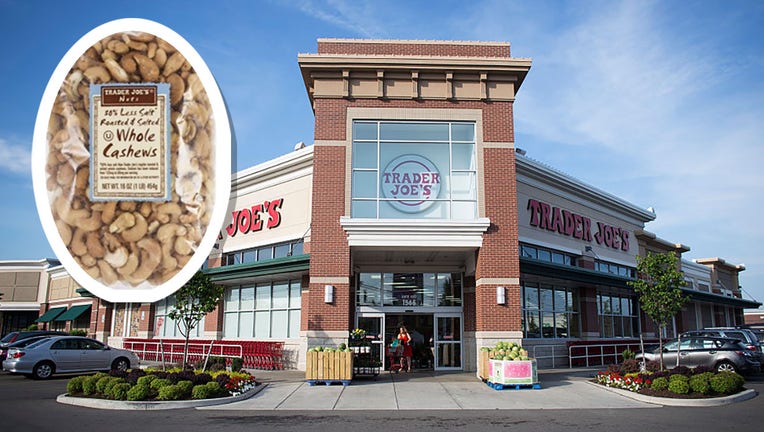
[382,154,441,213]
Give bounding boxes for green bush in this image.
[69,329,87,336]
[651,376,669,391]
[127,384,152,401]
[689,372,713,395]
[103,378,127,398]
[136,375,157,387]
[157,384,184,401]
[67,376,86,394]
[667,374,689,394]
[177,380,194,398]
[710,371,744,394]
[192,384,212,400]
[110,383,131,401]
[82,376,100,396]
[150,378,172,391]
[231,357,243,372]
[95,376,113,395]
[205,381,223,397]
[621,349,635,360]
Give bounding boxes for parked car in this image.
[0,335,55,362]
[636,336,760,374]
[2,336,140,379]
[0,330,68,361]
[681,328,763,361]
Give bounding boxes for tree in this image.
[167,271,224,369]
[628,251,687,370]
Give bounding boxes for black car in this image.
[0,331,68,361]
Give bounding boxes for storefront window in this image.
[223,279,301,339]
[153,298,203,338]
[597,293,638,338]
[357,272,462,308]
[522,283,579,338]
[351,121,477,219]
[519,243,575,267]
[223,239,305,267]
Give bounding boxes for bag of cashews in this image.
[31,19,231,303]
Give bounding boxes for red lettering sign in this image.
[225,198,284,237]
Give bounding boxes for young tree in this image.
[167,271,224,369]
[628,251,687,370]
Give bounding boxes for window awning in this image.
[34,306,68,323]
[54,304,91,322]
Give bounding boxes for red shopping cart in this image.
[387,343,404,373]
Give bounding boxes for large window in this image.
[351,121,477,219]
[223,279,301,339]
[520,243,576,267]
[522,283,579,339]
[357,272,462,308]
[154,297,204,338]
[597,293,638,338]
[223,239,304,266]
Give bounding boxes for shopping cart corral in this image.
[123,338,284,370]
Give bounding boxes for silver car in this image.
[2,336,140,379]
[636,336,760,374]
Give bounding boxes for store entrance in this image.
[384,314,434,371]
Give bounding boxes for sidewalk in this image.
[201,368,661,411]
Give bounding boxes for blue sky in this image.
[1,0,763,306]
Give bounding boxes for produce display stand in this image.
[305,350,353,386]
[350,341,381,378]
[486,359,540,390]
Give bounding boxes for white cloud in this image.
[0,137,31,176]
[287,0,390,38]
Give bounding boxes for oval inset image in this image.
[31,19,231,303]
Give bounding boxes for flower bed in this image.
[65,368,258,401]
[594,359,746,399]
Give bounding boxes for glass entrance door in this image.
[434,314,462,370]
[356,314,384,368]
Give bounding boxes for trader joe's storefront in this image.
[355,272,464,371]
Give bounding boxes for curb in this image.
[584,380,758,406]
[56,383,268,410]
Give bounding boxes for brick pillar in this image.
[579,286,600,338]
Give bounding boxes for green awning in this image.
[53,304,91,322]
[35,306,67,323]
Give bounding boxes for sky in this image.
[1,0,762,306]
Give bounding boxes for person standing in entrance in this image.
[398,326,413,372]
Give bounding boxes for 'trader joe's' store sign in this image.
[526,199,630,251]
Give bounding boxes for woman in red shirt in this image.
[398,326,413,372]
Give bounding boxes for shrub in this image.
[231,357,243,372]
[177,380,194,398]
[151,371,169,380]
[192,384,212,399]
[208,362,226,372]
[96,376,115,394]
[710,371,744,394]
[651,376,669,391]
[645,360,662,373]
[104,377,127,397]
[149,378,172,391]
[692,365,713,375]
[215,373,231,388]
[205,381,223,397]
[605,364,620,374]
[619,359,639,374]
[668,374,690,394]
[69,329,87,336]
[178,370,196,382]
[166,372,181,384]
[108,369,128,379]
[110,383,131,401]
[192,372,213,386]
[157,384,184,401]
[126,369,146,385]
[127,384,152,401]
[67,376,86,394]
[136,375,157,387]
[668,366,691,377]
[82,375,100,396]
[689,372,713,395]
[621,349,635,360]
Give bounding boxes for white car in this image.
[2,336,140,379]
